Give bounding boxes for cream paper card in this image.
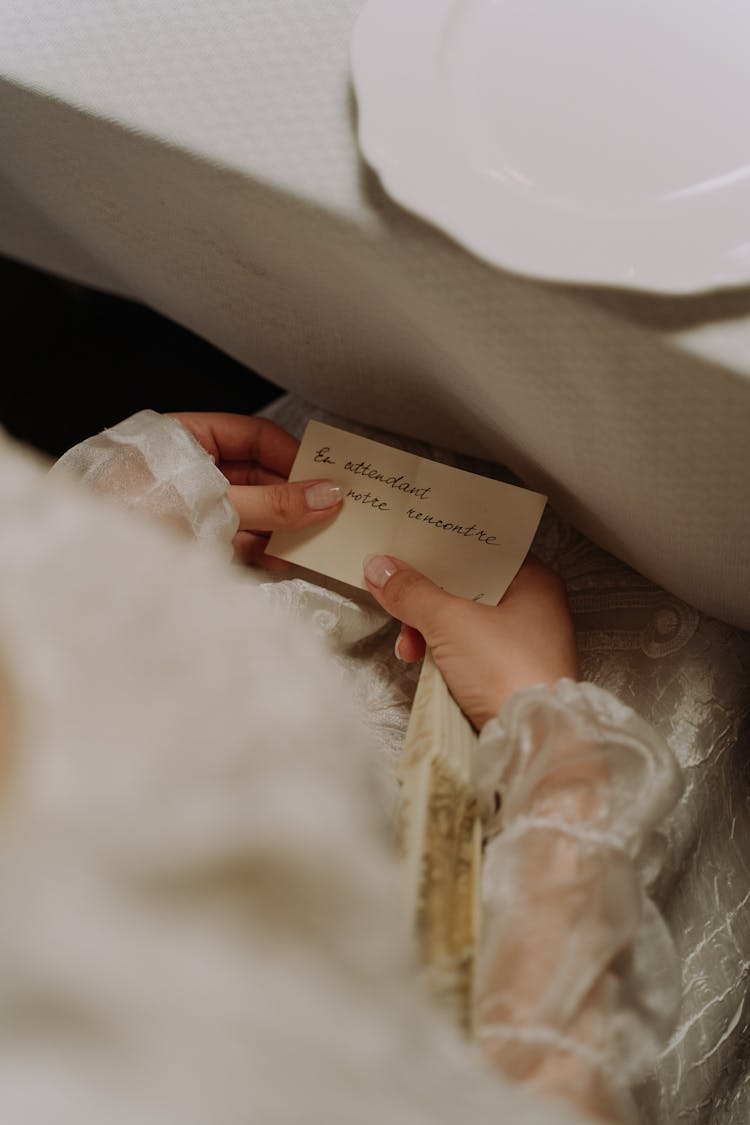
[268,422,546,604]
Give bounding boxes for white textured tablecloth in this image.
[1,0,750,626]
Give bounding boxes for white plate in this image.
[351,0,750,293]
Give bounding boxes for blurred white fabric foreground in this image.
[1,0,750,626]
[49,408,683,1123]
[3,425,587,1125]
[2,399,742,1124]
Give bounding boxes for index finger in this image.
[170,413,299,476]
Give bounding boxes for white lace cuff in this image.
[50,410,239,557]
[473,681,684,1120]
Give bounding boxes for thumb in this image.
[363,555,452,643]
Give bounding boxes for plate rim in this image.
[351,0,750,295]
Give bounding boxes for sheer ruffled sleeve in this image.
[50,410,239,557]
[472,680,684,1123]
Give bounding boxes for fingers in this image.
[232,532,291,570]
[228,479,342,532]
[170,413,300,476]
[503,552,564,600]
[395,623,426,663]
[363,555,456,645]
[171,413,342,533]
[220,462,286,488]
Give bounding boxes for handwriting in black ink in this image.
[314,446,336,465]
[406,508,500,547]
[344,460,431,501]
[346,487,390,512]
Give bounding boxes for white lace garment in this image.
[3,398,748,1125]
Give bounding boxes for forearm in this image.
[473,681,683,1122]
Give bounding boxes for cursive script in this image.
[269,421,546,605]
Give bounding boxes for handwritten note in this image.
[268,422,546,605]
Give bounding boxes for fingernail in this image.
[304,481,343,510]
[363,554,400,589]
[394,634,407,661]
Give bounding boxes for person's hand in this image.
[363,554,578,729]
[171,413,342,567]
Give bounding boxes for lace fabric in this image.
[51,408,239,556]
[474,681,684,1123]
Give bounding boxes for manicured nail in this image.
[304,481,343,510]
[394,634,407,661]
[363,554,400,588]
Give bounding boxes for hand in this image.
[171,413,342,567]
[363,554,578,729]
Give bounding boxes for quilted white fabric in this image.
[1,0,749,629]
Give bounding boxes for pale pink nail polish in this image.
[363,554,399,588]
[304,482,343,510]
